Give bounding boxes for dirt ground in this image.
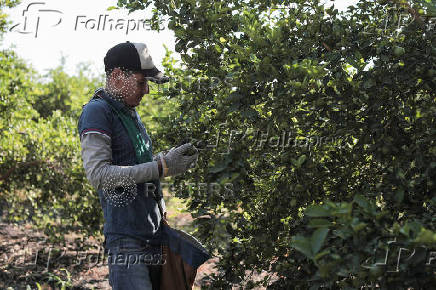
[0,194,220,289]
[0,195,275,289]
[0,221,219,290]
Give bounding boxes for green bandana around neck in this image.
[101,96,152,164]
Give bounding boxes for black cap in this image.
[104,41,169,84]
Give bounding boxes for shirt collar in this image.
[98,87,136,117]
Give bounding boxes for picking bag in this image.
[160,221,211,289]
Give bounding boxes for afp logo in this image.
[9,2,63,38]
[373,238,435,273]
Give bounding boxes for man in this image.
[78,41,198,289]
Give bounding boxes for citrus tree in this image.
[0,0,106,241]
[0,52,105,243]
[118,0,436,288]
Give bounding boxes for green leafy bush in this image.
[0,48,103,242]
[118,0,436,288]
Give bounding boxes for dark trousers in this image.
[105,237,162,290]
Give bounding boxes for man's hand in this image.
[162,143,198,177]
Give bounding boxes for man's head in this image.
[105,68,149,107]
[104,41,169,107]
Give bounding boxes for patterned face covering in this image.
[105,89,140,116]
[109,92,124,102]
[106,88,125,103]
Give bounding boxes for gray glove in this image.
[162,143,198,177]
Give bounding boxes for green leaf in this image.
[308,218,331,228]
[209,164,227,173]
[297,154,307,166]
[305,205,331,217]
[292,154,307,168]
[291,235,313,259]
[332,202,352,216]
[311,228,329,254]
[351,222,367,232]
[413,228,436,244]
[363,78,375,89]
[395,189,405,204]
[314,250,330,261]
[353,194,369,210]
